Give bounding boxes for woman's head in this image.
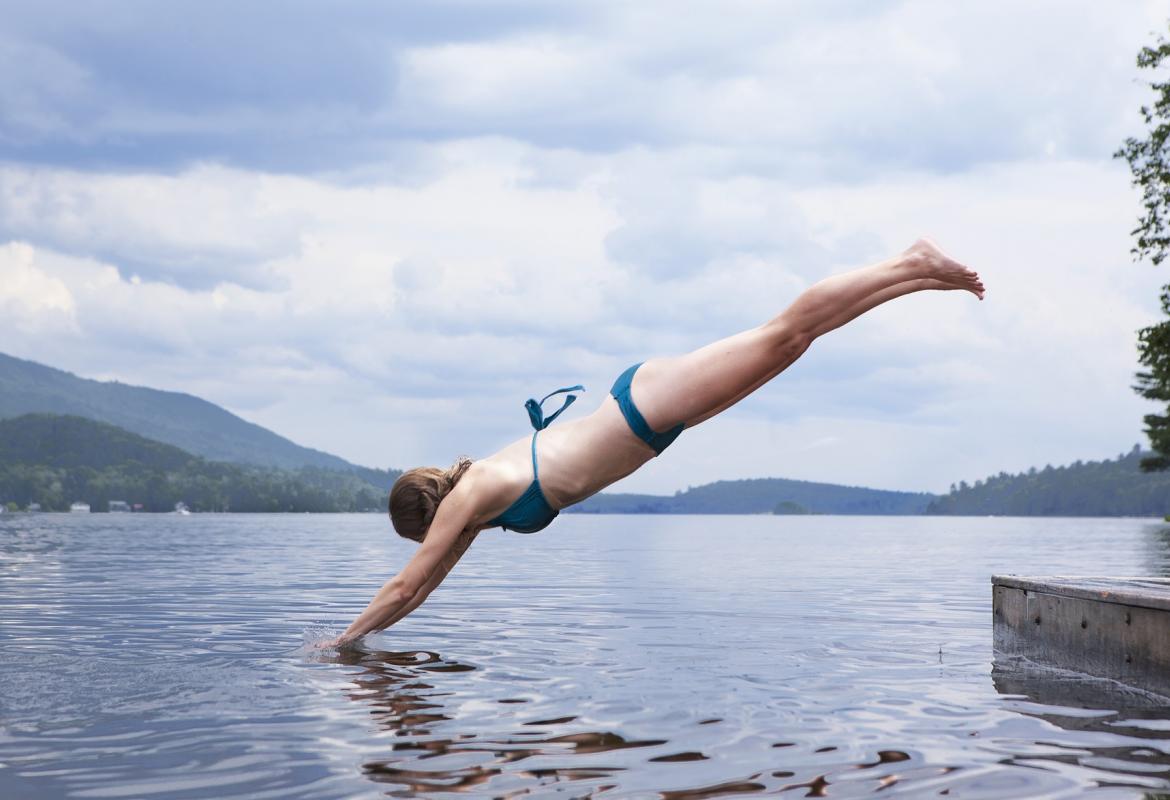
[388,457,473,542]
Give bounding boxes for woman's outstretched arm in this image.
[363,528,478,634]
[333,477,480,644]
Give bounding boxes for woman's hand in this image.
[314,634,354,650]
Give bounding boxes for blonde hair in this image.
[388,457,473,542]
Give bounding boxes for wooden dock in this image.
[992,575,1170,697]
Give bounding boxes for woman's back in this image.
[475,395,656,522]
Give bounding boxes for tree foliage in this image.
[926,445,1170,516]
[0,414,392,512]
[570,476,934,515]
[1116,28,1170,471]
[1135,286,1170,471]
[1116,33,1170,266]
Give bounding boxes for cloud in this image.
[0,241,77,334]
[1,145,1163,492]
[0,0,580,170]
[0,164,309,288]
[602,159,824,280]
[1,1,1168,493]
[1,1,1162,173]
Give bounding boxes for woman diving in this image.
[332,237,984,645]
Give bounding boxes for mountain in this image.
[0,413,194,471]
[0,414,387,513]
[926,444,1170,516]
[567,476,935,515]
[8,352,1162,519]
[0,351,396,486]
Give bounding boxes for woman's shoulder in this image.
[457,458,524,524]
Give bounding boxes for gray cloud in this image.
[0,165,307,288]
[0,0,1153,175]
[0,0,581,171]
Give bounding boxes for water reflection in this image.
[993,653,1170,792]
[326,644,645,795]
[322,644,932,797]
[1143,521,1170,577]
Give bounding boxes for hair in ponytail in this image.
[388,456,473,542]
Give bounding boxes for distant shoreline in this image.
[5,509,1167,520]
[6,353,1168,518]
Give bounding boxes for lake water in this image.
[3,514,1170,799]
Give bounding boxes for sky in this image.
[2,0,1169,495]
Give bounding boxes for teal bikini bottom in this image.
[610,362,685,455]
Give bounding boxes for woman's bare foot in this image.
[918,277,984,298]
[904,237,985,299]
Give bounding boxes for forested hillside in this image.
[926,445,1170,516]
[0,351,395,486]
[0,415,394,513]
[568,476,935,515]
[7,413,1166,517]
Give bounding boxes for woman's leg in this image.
[631,238,983,432]
[675,277,970,426]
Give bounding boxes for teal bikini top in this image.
[486,383,584,534]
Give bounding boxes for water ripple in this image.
[3,513,1170,797]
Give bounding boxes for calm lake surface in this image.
[4,514,1170,799]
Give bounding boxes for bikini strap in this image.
[524,383,585,481]
[524,384,585,431]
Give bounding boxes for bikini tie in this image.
[525,384,585,431]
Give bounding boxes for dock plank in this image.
[993,575,1170,612]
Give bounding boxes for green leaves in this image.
[1118,26,1170,475]
[1116,34,1170,265]
[0,414,389,512]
